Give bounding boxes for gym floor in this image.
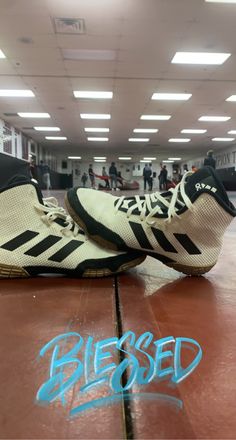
[0,189,235,439]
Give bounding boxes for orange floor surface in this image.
[0,189,236,439]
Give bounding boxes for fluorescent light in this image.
[34,126,60,131]
[18,112,50,118]
[152,93,192,101]
[205,0,236,3]
[74,91,113,99]
[129,138,150,142]
[80,114,111,120]
[0,89,35,97]
[94,159,106,162]
[68,156,81,159]
[133,128,158,133]
[228,130,236,134]
[143,157,156,160]
[63,49,116,61]
[94,156,107,159]
[226,95,236,101]
[141,115,171,120]
[168,157,182,160]
[171,52,231,65]
[212,137,235,141]
[119,157,132,160]
[87,137,109,141]
[162,160,174,163]
[140,160,151,163]
[0,49,6,59]
[84,128,109,132]
[168,138,190,142]
[199,116,231,121]
[45,136,67,140]
[181,129,207,134]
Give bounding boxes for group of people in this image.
[82,162,122,190]
[143,163,168,191]
[34,150,216,193]
[142,150,216,192]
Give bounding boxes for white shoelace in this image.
[35,197,82,238]
[115,171,194,226]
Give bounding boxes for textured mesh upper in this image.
[0,183,139,271]
[76,187,234,268]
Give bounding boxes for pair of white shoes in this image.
[1,167,235,279]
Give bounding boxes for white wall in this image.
[183,144,236,172]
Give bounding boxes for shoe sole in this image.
[0,256,144,279]
[0,264,29,278]
[65,194,215,277]
[0,249,146,279]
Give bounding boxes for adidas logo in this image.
[129,221,202,259]
[195,183,217,193]
[0,230,83,262]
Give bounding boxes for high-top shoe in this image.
[65,167,236,276]
[0,176,145,278]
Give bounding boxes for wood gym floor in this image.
[0,189,235,440]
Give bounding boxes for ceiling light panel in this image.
[226,95,236,101]
[68,156,81,159]
[94,156,107,159]
[45,136,67,140]
[140,115,171,120]
[133,128,158,133]
[80,114,111,119]
[34,127,60,131]
[87,137,109,141]
[228,130,236,134]
[171,52,231,65]
[84,128,109,132]
[0,90,35,97]
[181,129,207,134]
[168,157,182,160]
[152,93,192,100]
[199,116,231,121]
[129,138,150,142]
[162,160,174,163]
[18,112,50,118]
[74,91,113,99]
[212,137,235,141]
[168,138,190,142]
[63,49,116,61]
[205,0,236,3]
[0,49,6,58]
[143,157,156,160]
[119,157,132,160]
[94,159,106,162]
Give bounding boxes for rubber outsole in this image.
[65,194,216,277]
[0,255,145,279]
[0,264,29,278]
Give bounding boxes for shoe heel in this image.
[0,264,29,279]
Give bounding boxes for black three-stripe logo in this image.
[0,230,83,261]
[129,222,201,255]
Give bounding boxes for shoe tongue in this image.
[6,174,44,204]
[185,166,229,204]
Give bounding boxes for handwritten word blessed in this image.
[36,331,202,416]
